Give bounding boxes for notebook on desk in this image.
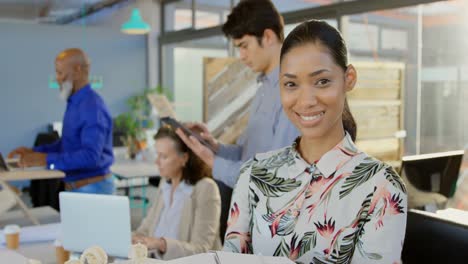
[0,153,46,172]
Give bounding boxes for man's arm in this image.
[46,108,110,171]
[46,126,107,171]
[216,143,243,161]
[33,140,62,153]
[212,156,245,188]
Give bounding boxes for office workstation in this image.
[1,0,467,263]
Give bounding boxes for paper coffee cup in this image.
[54,240,70,264]
[4,225,20,250]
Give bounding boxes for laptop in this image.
[0,152,46,172]
[59,192,131,258]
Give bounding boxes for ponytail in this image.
[342,98,357,141]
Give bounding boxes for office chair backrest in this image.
[30,131,62,210]
[214,179,233,243]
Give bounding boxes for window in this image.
[272,0,349,13]
[164,0,192,32]
[162,36,229,121]
[342,0,468,154]
[195,0,230,29]
[164,0,231,32]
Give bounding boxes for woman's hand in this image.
[132,234,145,244]
[132,235,166,252]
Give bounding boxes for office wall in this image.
[0,22,147,153]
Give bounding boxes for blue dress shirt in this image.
[212,66,299,188]
[34,84,114,183]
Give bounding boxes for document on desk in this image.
[112,253,216,264]
[113,252,294,264]
[0,223,60,246]
[0,250,28,263]
[214,251,295,264]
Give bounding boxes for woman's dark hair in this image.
[154,126,211,185]
[222,0,284,44]
[280,20,357,141]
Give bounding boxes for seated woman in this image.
[223,20,407,263]
[133,126,222,260]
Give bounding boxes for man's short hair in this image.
[222,0,284,44]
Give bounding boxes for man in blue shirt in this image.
[9,48,114,194]
[177,0,299,188]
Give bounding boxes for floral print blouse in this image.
[223,133,407,264]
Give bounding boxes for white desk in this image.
[111,160,159,179]
[111,160,160,216]
[0,241,56,264]
[0,206,60,227]
[0,209,60,264]
[0,170,64,181]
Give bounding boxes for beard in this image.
[59,81,73,100]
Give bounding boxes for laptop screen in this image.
[59,192,131,258]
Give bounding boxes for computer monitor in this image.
[402,209,468,263]
[59,192,131,258]
[401,150,464,198]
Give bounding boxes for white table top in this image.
[0,249,30,264]
[0,170,64,181]
[0,206,60,227]
[0,242,56,264]
[111,160,159,179]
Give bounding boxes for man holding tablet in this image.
[176,0,299,188]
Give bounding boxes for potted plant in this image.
[115,86,172,159]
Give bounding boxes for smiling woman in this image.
[279,20,358,163]
[223,20,408,264]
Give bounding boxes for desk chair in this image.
[0,181,16,215]
[215,179,233,243]
[29,131,63,211]
[0,179,40,225]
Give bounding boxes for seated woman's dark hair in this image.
[280,20,357,141]
[154,126,211,185]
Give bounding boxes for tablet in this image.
[160,117,217,153]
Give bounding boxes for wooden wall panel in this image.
[203,57,256,141]
[351,62,405,165]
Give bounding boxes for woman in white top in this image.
[223,20,407,263]
[133,126,222,260]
